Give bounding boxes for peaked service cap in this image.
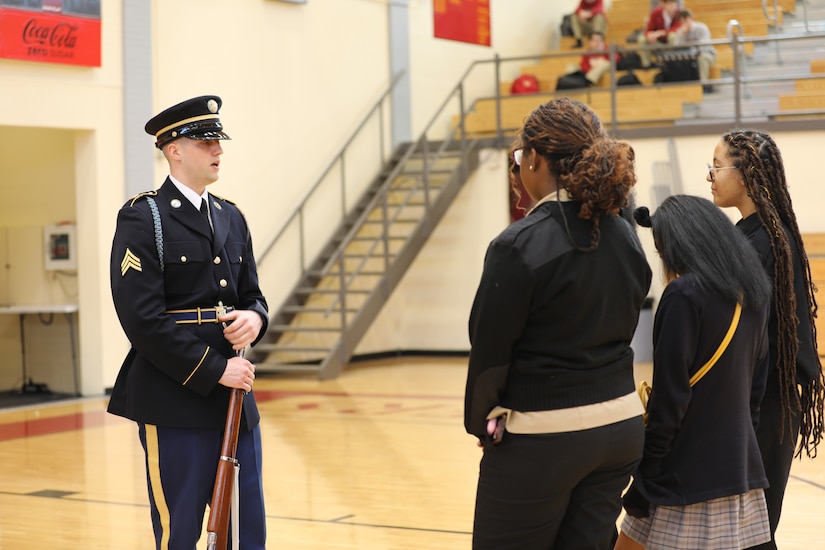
[144,95,231,149]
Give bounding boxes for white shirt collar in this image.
[527,187,573,215]
[169,175,209,212]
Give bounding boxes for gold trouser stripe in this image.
[145,424,172,550]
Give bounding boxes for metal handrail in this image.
[763,0,781,30]
[469,29,825,136]
[258,26,825,329]
[320,78,475,315]
[257,71,405,267]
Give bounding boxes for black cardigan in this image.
[628,277,770,506]
[464,200,652,438]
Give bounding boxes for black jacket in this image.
[107,178,269,430]
[737,213,819,384]
[464,200,652,438]
[628,277,769,507]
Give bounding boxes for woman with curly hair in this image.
[709,129,825,549]
[616,196,773,550]
[464,97,652,549]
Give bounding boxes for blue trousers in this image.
[138,423,266,550]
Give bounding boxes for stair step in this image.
[295,287,371,294]
[388,184,446,193]
[351,236,405,242]
[254,344,331,353]
[280,306,358,314]
[255,362,323,374]
[308,269,386,277]
[363,218,419,224]
[270,325,343,332]
[400,167,456,175]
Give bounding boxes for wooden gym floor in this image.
[1,356,824,549]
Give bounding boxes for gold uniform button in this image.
[239,256,243,262]
[180,256,187,263]
[219,279,227,287]
[213,256,221,265]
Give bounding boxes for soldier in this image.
[108,95,268,550]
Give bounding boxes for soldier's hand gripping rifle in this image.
[206,302,246,550]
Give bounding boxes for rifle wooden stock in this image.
[206,388,244,550]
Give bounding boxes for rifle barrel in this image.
[205,387,244,549]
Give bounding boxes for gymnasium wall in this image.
[0,0,822,393]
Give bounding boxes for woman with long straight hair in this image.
[616,195,773,550]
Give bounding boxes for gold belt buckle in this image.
[215,301,227,326]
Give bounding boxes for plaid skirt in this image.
[620,488,771,550]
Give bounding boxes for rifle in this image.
[206,303,246,550]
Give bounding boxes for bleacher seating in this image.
[461,0,790,136]
[778,62,825,113]
[606,0,785,47]
[455,84,703,137]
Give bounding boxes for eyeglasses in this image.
[513,148,523,167]
[707,162,738,182]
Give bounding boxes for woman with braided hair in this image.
[464,97,652,548]
[709,129,825,549]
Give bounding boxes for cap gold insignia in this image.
[213,201,222,210]
[170,199,181,209]
[207,99,218,113]
[121,248,142,276]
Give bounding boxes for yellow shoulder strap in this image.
[689,301,742,387]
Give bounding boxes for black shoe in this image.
[702,84,715,93]
[574,38,583,48]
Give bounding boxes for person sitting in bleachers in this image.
[673,9,717,93]
[569,0,607,48]
[558,31,618,89]
[634,0,682,68]
[579,31,618,85]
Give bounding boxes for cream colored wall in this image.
[150,0,392,263]
[0,0,124,395]
[631,132,825,304]
[2,0,824,393]
[408,0,570,139]
[358,131,825,353]
[357,148,510,353]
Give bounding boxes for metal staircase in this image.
[246,6,825,380]
[249,75,484,379]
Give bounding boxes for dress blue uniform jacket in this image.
[108,178,269,431]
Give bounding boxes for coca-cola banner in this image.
[0,0,101,67]
[433,0,490,47]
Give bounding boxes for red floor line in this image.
[0,389,462,442]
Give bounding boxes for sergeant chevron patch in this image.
[121,248,142,276]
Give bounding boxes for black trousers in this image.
[472,416,644,550]
[746,375,801,550]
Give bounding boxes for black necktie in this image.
[200,198,212,232]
